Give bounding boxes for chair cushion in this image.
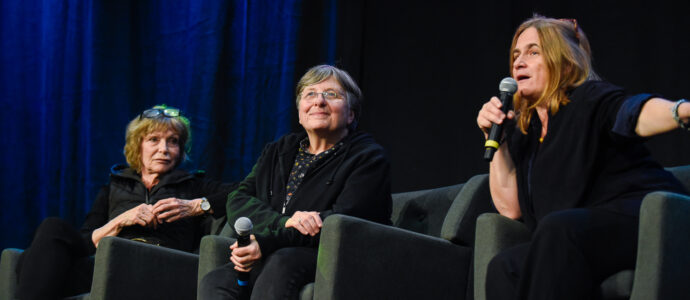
[667,165,690,191]
[299,282,314,300]
[599,270,633,300]
[391,183,463,237]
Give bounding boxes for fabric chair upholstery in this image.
[197,174,493,299]
[0,248,22,300]
[88,236,200,300]
[0,216,225,300]
[474,165,690,300]
[310,174,491,299]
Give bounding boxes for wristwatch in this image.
[200,197,211,214]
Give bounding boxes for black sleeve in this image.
[79,184,110,253]
[318,147,392,224]
[256,145,392,255]
[612,93,660,139]
[197,179,239,219]
[226,145,291,241]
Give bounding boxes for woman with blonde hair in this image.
[476,16,689,299]
[15,105,236,299]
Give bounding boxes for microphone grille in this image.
[499,77,518,93]
[234,217,253,235]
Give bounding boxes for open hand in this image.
[285,211,322,236]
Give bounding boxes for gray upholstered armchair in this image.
[0,248,24,300]
[473,165,690,300]
[197,173,494,299]
[0,217,225,300]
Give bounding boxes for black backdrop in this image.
[305,0,690,192]
[2,0,689,249]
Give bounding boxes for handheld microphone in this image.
[234,217,253,287]
[484,77,518,162]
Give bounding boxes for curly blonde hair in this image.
[123,105,191,172]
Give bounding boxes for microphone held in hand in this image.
[234,217,253,287]
[484,77,518,162]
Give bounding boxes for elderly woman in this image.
[15,105,236,299]
[476,16,690,300]
[200,65,392,299]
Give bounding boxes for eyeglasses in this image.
[302,91,344,103]
[140,107,180,119]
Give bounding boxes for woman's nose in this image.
[313,94,327,105]
[157,141,169,153]
[514,56,526,69]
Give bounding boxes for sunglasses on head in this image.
[140,107,181,119]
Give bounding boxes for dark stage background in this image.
[2,0,689,250]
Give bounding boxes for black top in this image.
[283,138,344,213]
[80,165,237,253]
[506,80,687,230]
[225,131,392,256]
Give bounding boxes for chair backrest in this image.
[390,173,494,245]
[441,174,493,246]
[391,183,464,237]
[667,165,690,192]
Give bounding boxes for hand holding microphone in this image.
[232,217,255,288]
[480,77,518,162]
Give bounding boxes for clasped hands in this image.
[116,197,204,229]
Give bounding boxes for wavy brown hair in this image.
[510,15,600,133]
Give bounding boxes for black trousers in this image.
[485,208,639,300]
[199,247,317,300]
[16,217,95,300]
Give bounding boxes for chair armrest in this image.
[473,213,531,300]
[0,248,23,300]
[197,235,235,289]
[89,236,199,300]
[631,191,690,300]
[314,214,472,300]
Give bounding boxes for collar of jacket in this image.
[109,164,200,187]
[277,130,372,156]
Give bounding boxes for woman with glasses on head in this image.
[15,105,237,300]
[476,15,689,299]
[199,65,392,300]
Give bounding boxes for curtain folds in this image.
[0,0,322,250]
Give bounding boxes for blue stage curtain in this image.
[0,0,336,249]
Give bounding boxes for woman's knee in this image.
[252,247,317,299]
[199,263,238,300]
[35,217,71,235]
[262,247,317,275]
[30,217,80,245]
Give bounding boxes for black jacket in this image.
[80,165,237,253]
[507,81,687,230]
[226,131,392,255]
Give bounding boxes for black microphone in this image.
[484,77,518,162]
[234,217,253,289]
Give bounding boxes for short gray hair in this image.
[295,65,362,130]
